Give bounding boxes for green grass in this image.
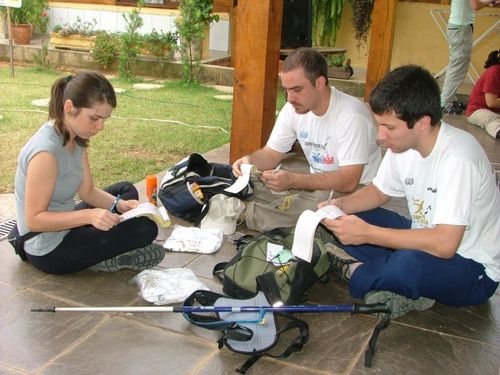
[0,66,239,193]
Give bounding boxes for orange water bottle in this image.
[146,175,158,205]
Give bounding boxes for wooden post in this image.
[229,0,284,163]
[363,0,398,101]
[6,7,14,77]
[201,25,210,60]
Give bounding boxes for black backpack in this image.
[158,153,252,222]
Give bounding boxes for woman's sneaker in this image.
[364,290,435,319]
[94,243,165,272]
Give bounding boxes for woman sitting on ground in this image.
[465,49,500,139]
[14,71,165,274]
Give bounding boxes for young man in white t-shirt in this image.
[232,47,381,232]
[322,65,499,319]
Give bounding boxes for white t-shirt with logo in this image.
[373,122,500,282]
[267,87,381,185]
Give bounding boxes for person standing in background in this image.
[440,0,499,114]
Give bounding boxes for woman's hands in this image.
[89,208,121,231]
[89,199,139,231]
[115,199,139,214]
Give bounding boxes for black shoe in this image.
[453,100,467,110]
[94,243,165,272]
[325,243,359,282]
[442,102,464,115]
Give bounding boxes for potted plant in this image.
[2,0,49,44]
[140,29,178,62]
[50,17,99,51]
[327,53,353,79]
[175,0,219,83]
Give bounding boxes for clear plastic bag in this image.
[133,268,209,305]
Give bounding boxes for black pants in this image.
[27,181,158,274]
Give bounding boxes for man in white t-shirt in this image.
[232,47,381,232]
[323,65,499,319]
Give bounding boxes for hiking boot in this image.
[94,243,165,272]
[325,243,360,282]
[364,290,435,319]
[442,102,464,115]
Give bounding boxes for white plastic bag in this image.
[163,225,223,253]
[133,268,209,305]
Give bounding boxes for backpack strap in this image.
[7,226,39,262]
[255,271,283,305]
[236,313,309,374]
[182,289,255,343]
[212,261,227,283]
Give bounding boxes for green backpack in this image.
[213,228,331,305]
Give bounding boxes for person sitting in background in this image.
[232,47,381,232]
[465,49,500,139]
[14,71,165,274]
[322,65,499,319]
[440,0,499,114]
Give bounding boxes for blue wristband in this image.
[109,194,121,213]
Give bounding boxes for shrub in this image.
[118,0,144,80]
[141,29,178,60]
[91,32,121,69]
[176,0,219,83]
[327,53,346,68]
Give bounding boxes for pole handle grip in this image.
[352,303,391,315]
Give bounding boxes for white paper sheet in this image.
[291,205,346,262]
[315,204,345,220]
[224,163,255,194]
[291,210,324,262]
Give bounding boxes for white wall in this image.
[48,4,229,52]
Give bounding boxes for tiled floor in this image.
[0,114,499,375]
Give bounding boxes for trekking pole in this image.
[31,302,389,317]
[32,302,391,367]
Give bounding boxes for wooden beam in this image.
[229,0,284,163]
[213,0,232,13]
[363,0,398,101]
